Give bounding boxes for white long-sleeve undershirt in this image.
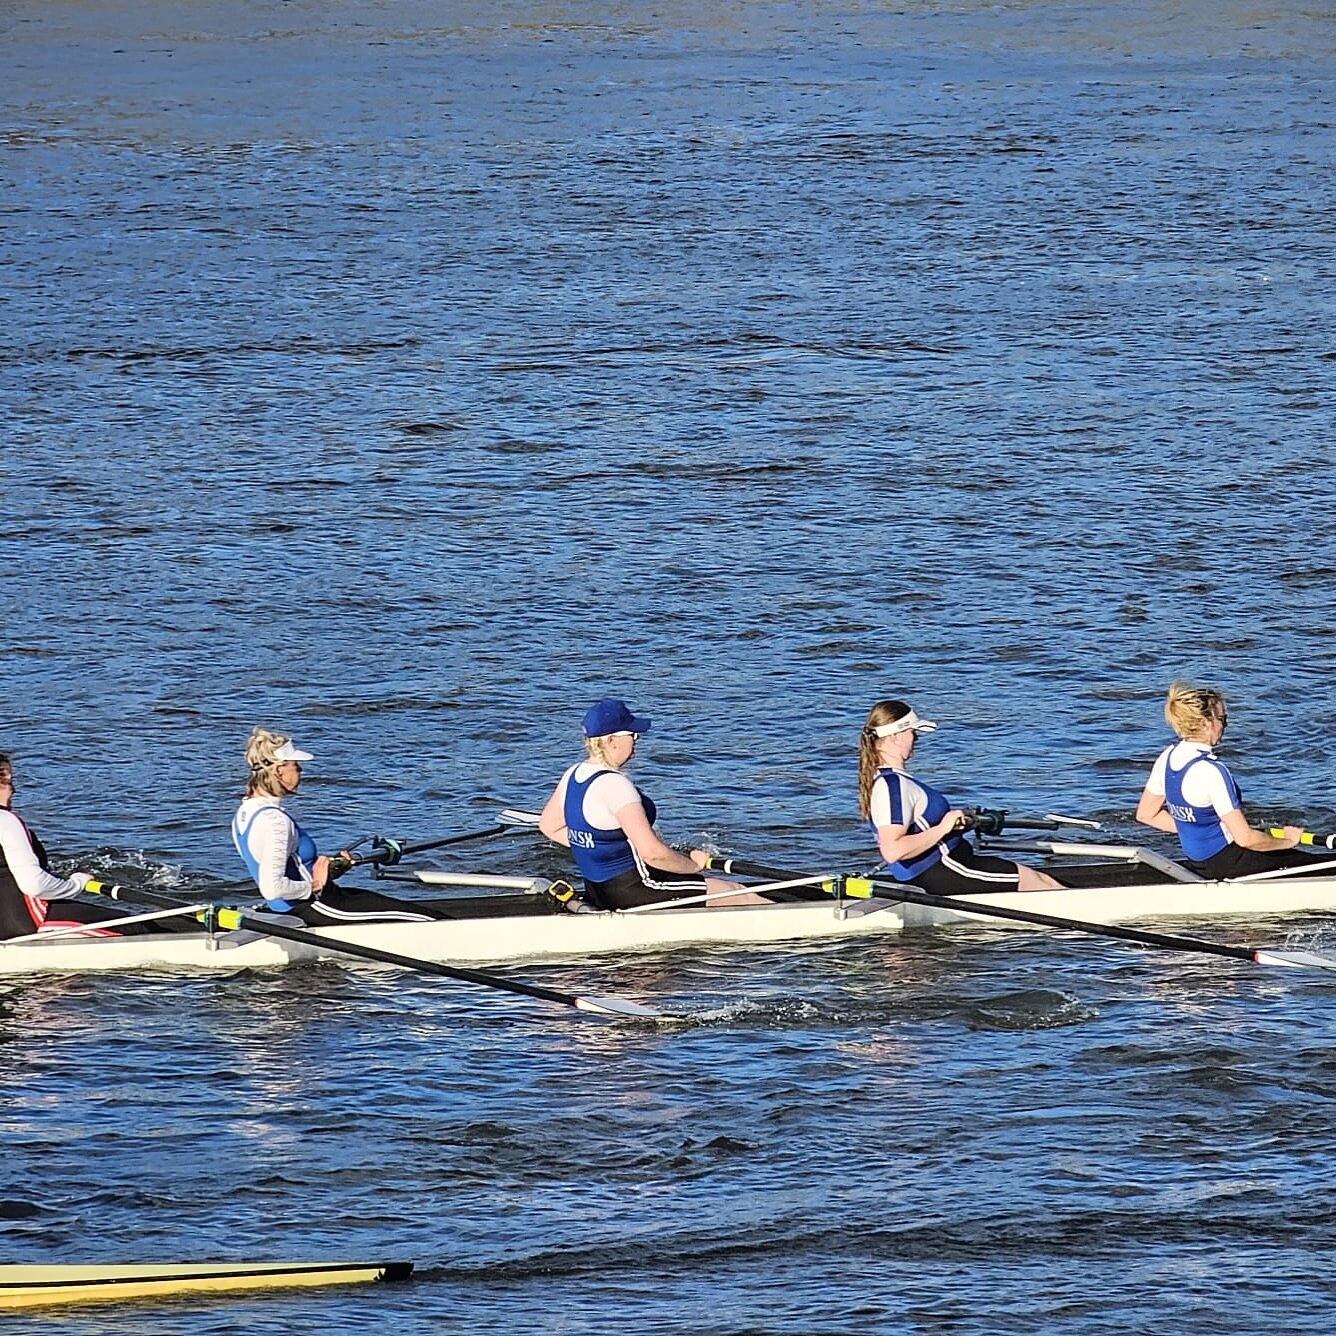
[233,797,314,904]
[0,808,85,901]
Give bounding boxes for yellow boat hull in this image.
[0,1260,413,1309]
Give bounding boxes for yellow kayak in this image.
[0,1260,414,1309]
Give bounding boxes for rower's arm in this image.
[1221,808,1301,852]
[249,808,314,904]
[875,813,963,867]
[1134,786,1177,834]
[615,800,701,875]
[0,810,86,901]
[537,785,570,847]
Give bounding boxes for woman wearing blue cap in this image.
[538,700,765,911]
[858,700,1064,894]
[233,728,439,925]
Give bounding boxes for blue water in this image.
[3,0,1336,1330]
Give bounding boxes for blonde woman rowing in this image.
[538,699,764,911]
[858,700,1064,894]
[1135,681,1310,879]
[233,728,437,925]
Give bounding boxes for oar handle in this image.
[962,808,1063,835]
[701,855,841,886]
[1269,828,1336,849]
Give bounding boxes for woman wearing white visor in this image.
[232,728,436,924]
[857,700,1063,894]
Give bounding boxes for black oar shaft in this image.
[864,879,1259,963]
[342,822,519,871]
[210,908,595,1006]
[84,882,656,1017]
[704,857,1263,964]
[397,826,510,856]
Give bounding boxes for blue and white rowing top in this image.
[562,764,657,884]
[1159,744,1240,863]
[868,767,964,881]
[232,798,318,910]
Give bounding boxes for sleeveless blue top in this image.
[870,767,964,881]
[563,766,657,883]
[1163,749,1239,863]
[232,803,318,910]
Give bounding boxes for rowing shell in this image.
[0,1260,414,1309]
[4,858,1336,978]
[0,896,906,977]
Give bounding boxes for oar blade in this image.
[1253,949,1336,970]
[574,994,668,1019]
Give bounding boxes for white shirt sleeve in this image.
[1180,759,1239,817]
[869,772,925,831]
[1145,748,1169,797]
[246,806,314,903]
[584,770,644,828]
[0,809,85,901]
[869,775,892,829]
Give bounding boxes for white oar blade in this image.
[1044,814,1103,829]
[574,994,667,1019]
[499,808,542,826]
[1254,950,1336,970]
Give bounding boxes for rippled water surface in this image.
[3,0,1336,1331]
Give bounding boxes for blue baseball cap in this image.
[583,698,651,738]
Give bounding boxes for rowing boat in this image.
[0,1260,413,1309]
[4,843,1336,978]
[0,883,906,977]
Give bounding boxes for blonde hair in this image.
[244,727,295,797]
[584,736,616,766]
[857,699,912,820]
[1164,680,1227,740]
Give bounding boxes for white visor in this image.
[872,711,937,739]
[273,740,314,763]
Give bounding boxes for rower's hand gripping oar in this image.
[700,857,1336,972]
[80,881,665,1020]
[1269,828,1336,850]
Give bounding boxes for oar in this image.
[963,809,1103,836]
[700,857,1336,971]
[1269,827,1336,850]
[81,881,666,1019]
[336,809,543,872]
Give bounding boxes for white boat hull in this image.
[4,870,1335,979]
[0,897,906,977]
[874,873,1336,930]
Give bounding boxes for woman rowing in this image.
[0,752,153,940]
[232,729,438,925]
[538,699,765,911]
[858,700,1064,894]
[1135,681,1310,878]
